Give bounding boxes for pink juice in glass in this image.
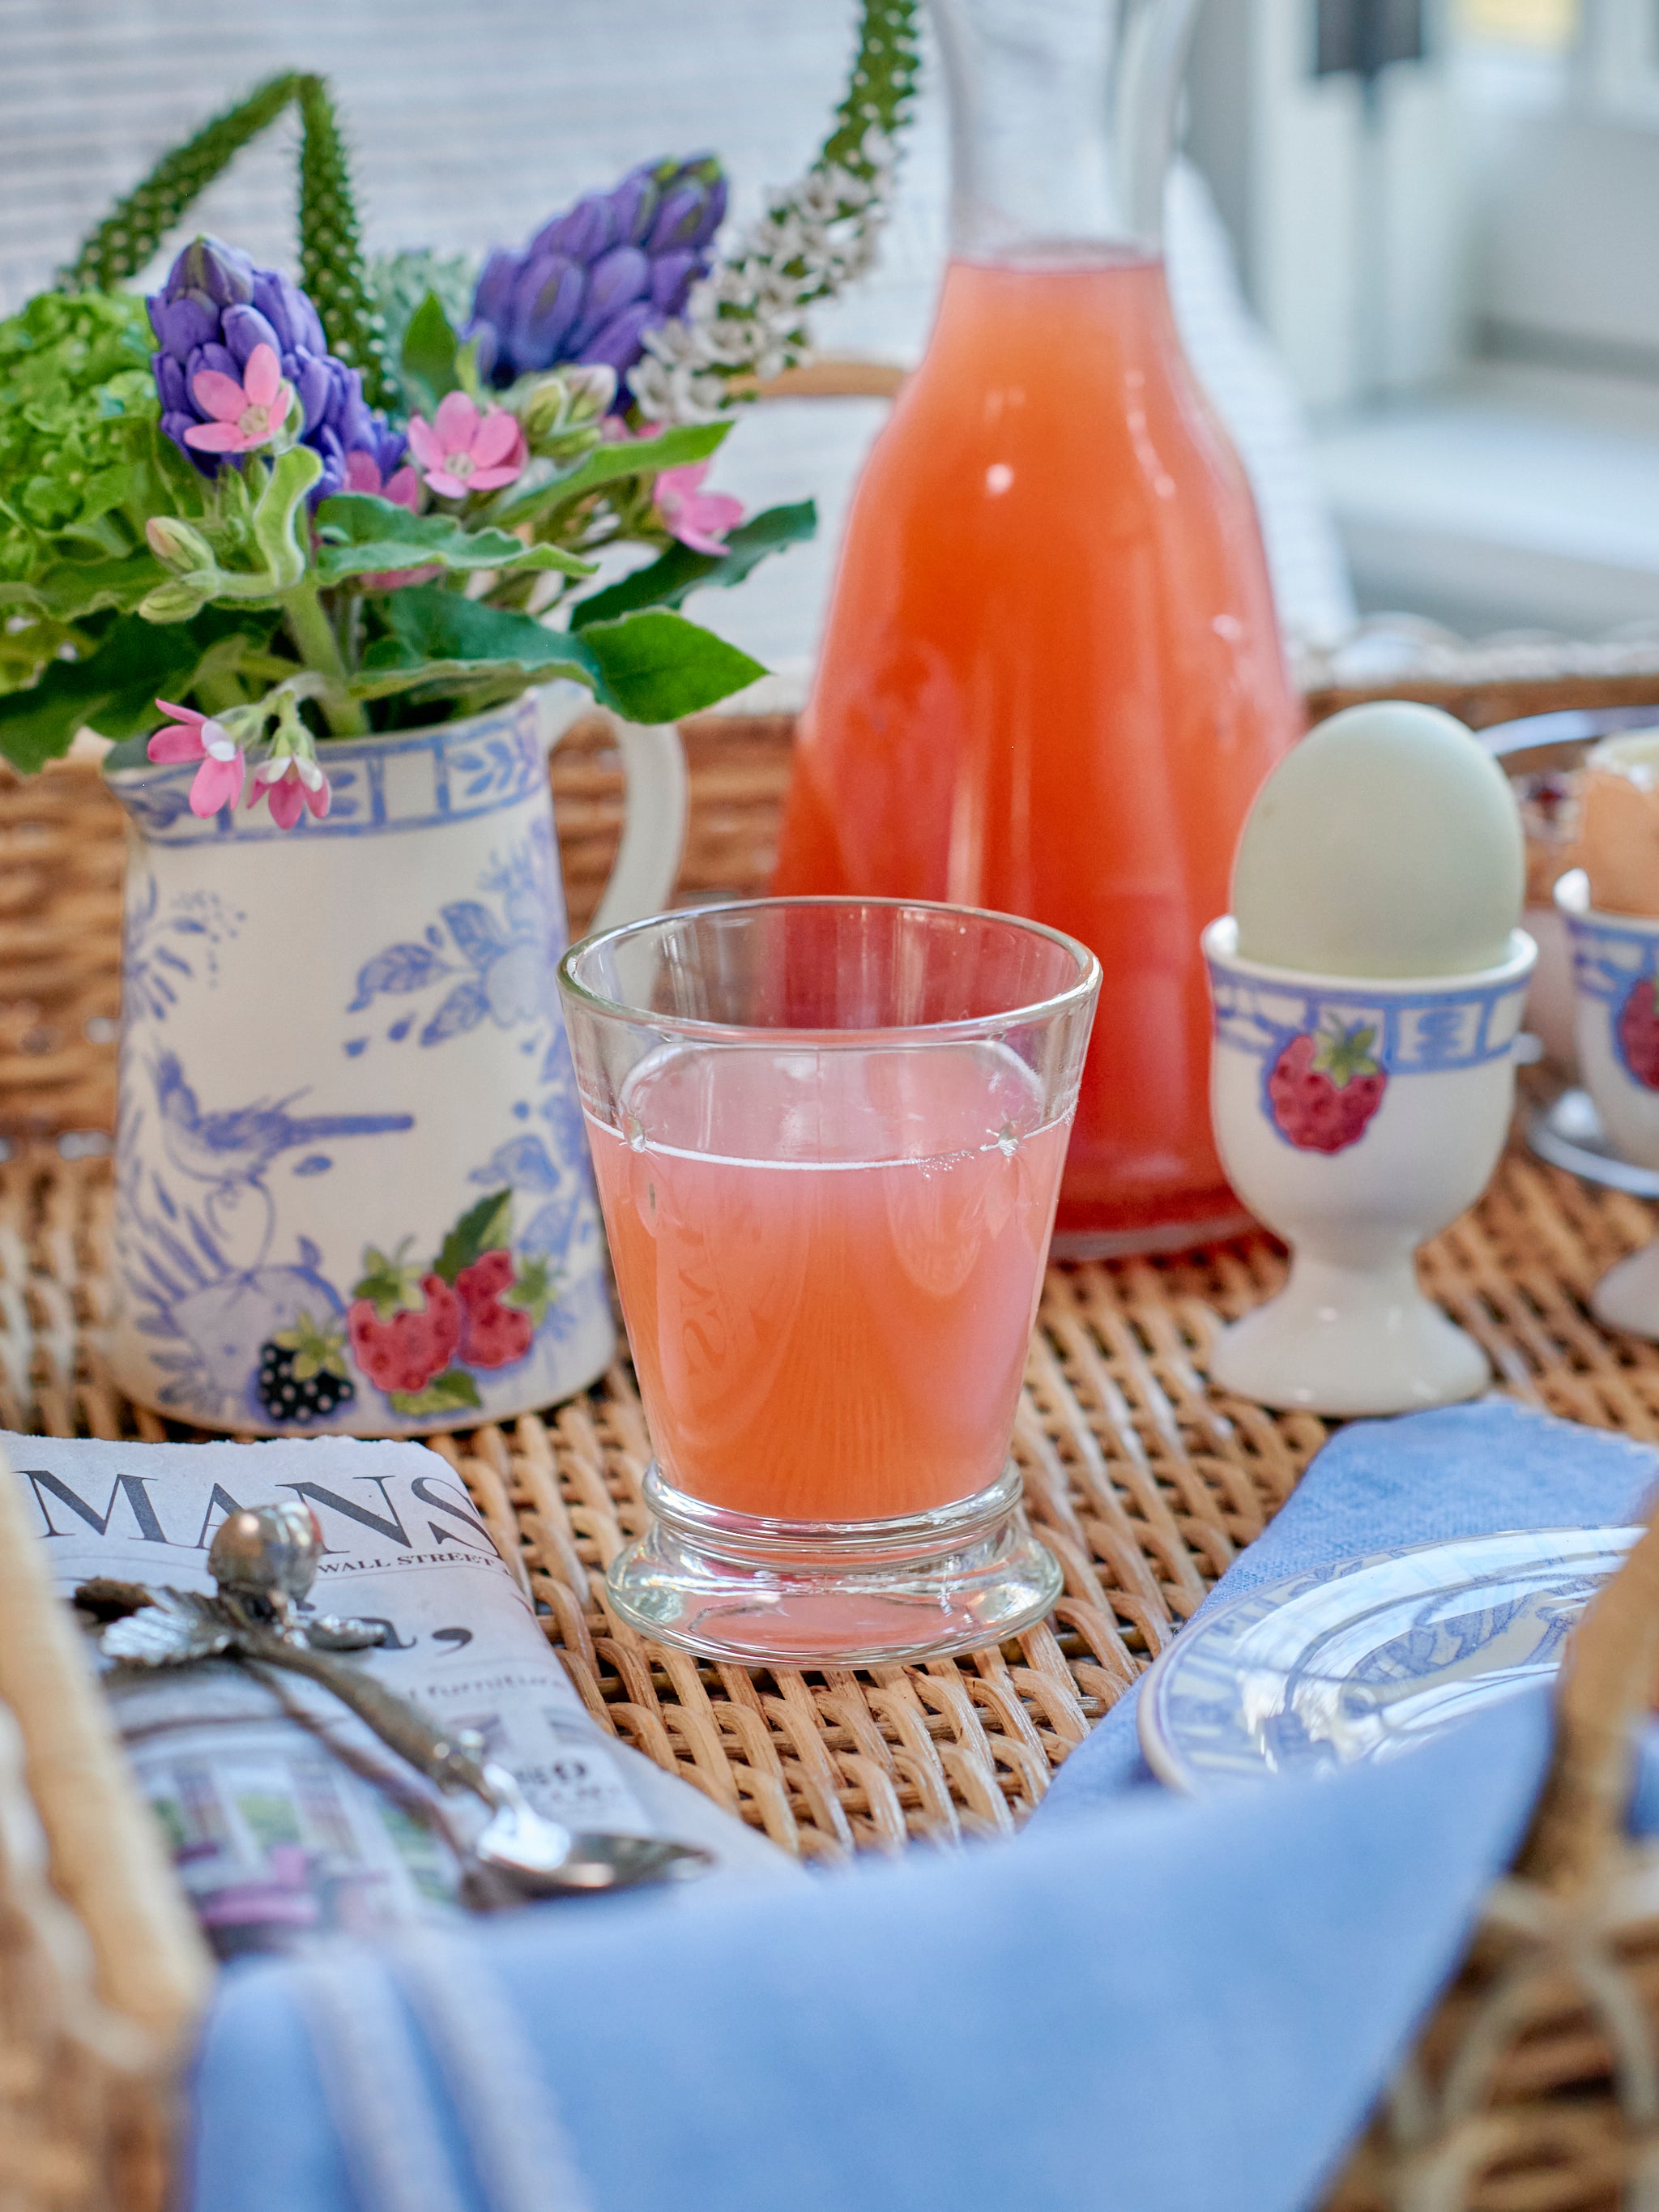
[586,1038,1069,1522]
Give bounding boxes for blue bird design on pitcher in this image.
[153,1051,413,1191]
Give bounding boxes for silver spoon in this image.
[90,1504,710,1899]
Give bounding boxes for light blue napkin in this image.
[1033,1397,1658,1819]
[193,1689,1548,2212]
[186,1398,1659,2212]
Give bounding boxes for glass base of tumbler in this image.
[606,1464,1063,1668]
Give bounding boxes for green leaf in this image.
[353,589,766,721]
[386,1367,484,1419]
[579,609,766,723]
[249,445,323,589]
[352,587,600,702]
[312,494,595,585]
[491,421,728,527]
[0,608,276,772]
[372,251,477,379]
[349,1241,424,1318]
[63,74,305,291]
[399,289,462,416]
[1,552,167,624]
[434,1190,514,1286]
[503,1253,558,1328]
[571,500,817,628]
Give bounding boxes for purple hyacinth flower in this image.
[566,246,650,356]
[684,170,727,251]
[467,153,727,399]
[511,253,584,366]
[221,303,282,368]
[648,250,702,318]
[188,340,241,388]
[531,194,615,265]
[646,186,706,255]
[472,249,519,333]
[154,354,189,414]
[148,234,404,502]
[607,162,659,246]
[249,267,326,357]
[578,303,657,377]
[147,293,219,357]
[170,235,255,310]
[289,352,333,434]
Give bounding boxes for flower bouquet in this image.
[0,196,798,809]
[0,15,919,1437]
[0,5,919,793]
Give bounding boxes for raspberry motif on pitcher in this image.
[455,1247,553,1370]
[345,1191,563,1417]
[348,1252,464,1402]
[1267,1018,1387,1154]
[1616,976,1659,1089]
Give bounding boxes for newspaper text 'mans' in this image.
[18,1466,497,1557]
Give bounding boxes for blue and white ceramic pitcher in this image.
[104,692,685,1436]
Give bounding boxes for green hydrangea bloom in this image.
[0,290,157,574]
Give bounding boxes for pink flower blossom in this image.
[343,450,422,510]
[147,699,245,817]
[406,393,527,498]
[654,462,744,557]
[343,450,438,588]
[183,343,292,455]
[247,751,331,831]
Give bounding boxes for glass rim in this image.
[557,895,1102,1045]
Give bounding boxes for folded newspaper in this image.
[7,1431,789,1954]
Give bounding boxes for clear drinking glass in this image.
[558,897,1100,1665]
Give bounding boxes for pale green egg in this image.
[1231,702,1525,978]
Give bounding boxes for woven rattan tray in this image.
[9,700,1659,1859]
[3,1134,1657,1860]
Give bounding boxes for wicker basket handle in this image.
[1517,1501,1659,1890]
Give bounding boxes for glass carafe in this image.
[771,0,1301,1253]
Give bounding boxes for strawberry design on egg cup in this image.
[1202,917,1536,1416]
[1557,870,1659,1336]
[1266,1018,1388,1153]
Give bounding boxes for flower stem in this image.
[279,585,367,736]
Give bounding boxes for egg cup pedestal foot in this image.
[1589,1239,1659,1338]
[1209,1253,1490,1416]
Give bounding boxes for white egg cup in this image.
[1556,869,1659,1334]
[1201,921,1537,1416]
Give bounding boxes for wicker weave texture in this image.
[0,1691,172,2212]
[2,1141,1656,1861]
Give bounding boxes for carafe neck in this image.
[929,0,1202,263]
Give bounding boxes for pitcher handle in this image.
[544,692,688,936]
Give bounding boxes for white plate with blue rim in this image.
[1137,1527,1643,1793]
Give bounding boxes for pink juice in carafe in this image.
[774,239,1299,1253]
[586,1038,1071,1521]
